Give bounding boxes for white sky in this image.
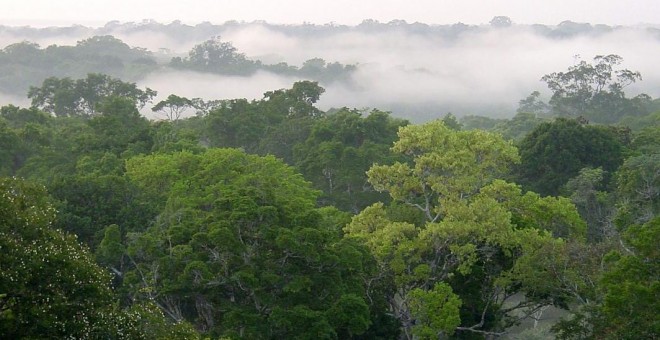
[1,0,659,27]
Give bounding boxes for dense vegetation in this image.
[0,35,355,97]
[0,44,658,339]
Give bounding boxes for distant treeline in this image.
[0,34,356,96]
[3,18,660,43]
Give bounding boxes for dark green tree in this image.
[294,108,407,212]
[122,149,389,338]
[28,73,156,117]
[0,177,196,338]
[553,217,659,339]
[516,118,627,196]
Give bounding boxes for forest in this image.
[1,24,659,340]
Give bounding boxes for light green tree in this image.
[345,120,586,338]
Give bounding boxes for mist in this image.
[0,92,30,108]
[143,23,660,120]
[2,21,659,120]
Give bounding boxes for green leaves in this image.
[408,283,462,339]
[123,148,380,337]
[0,177,117,338]
[28,73,156,117]
[541,54,645,123]
[347,119,586,336]
[516,118,626,196]
[370,120,520,212]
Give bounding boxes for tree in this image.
[367,120,519,216]
[0,177,196,338]
[344,120,585,338]
[490,16,512,28]
[408,283,462,339]
[255,81,327,163]
[204,98,267,152]
[516,118,627,196]
[152,94,194,121]
[202,81,327,163]
[553,217,659,339]
[83,96,153,155]
[294,108,407,212]
[563,167,615,242]
[541,55,646,123]
[517,91,550,116]
[28,73,156,117]
[123,149,388,338]
[262,80,326,118]
[441,112,462,131]
[298,58,357,84]
[493,111,546,141]
[0,105,54,177]
[0,118,22,175]
[614,153,660,227]
[596,218,659,339]
[174,37,258,75]
[26,76,78,116]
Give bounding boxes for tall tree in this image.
[123,149,389,338]
[0,177,196,338]
[294,108,407,212]
[345,120,585,338]
[172,37,258,75]
[541,54,647,123]
[28,73,156,117]
[152,94,194,121]
[516,118,627,196]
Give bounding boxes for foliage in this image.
[0,177,195,338]
[0,177,108,337]
[170,37,258,75]
[516,118,627,196]
[0,36,156,95]
[460,114,505,131]
[563,167,615,242]
[493,112,547,141]
[294,108,407,212]
[28,73,156,117]
[345,120,585,337]
[203,81,326,163]
[171,37,356,83]
[541,54,648,123]
[614,152,660,228]
[408,283,462,338]
[517,91,550,117]
[553,217,659,339]
[0,105,55,177]
[123,149,384,338]
[152,94,194,121]
[0,62,656,339]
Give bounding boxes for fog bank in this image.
[2,21,659,120]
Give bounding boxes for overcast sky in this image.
[2,0,659,27]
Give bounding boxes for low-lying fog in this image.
[2,21,659,120]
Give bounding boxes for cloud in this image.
[2,22,659,121]
[219,24,660,118]
[0,92,30,108]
